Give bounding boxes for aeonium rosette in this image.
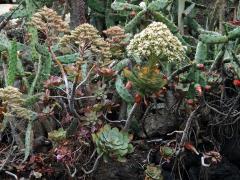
[92,124,134,162]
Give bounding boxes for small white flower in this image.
[139,2,147,10]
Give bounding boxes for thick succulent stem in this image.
[125,9,146,33]
[209,47,225,72]
[168,64,193,81]
[7,40,18,86]
[28,57,42,96]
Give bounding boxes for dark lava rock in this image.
[200,158,240,180]
[143,104,178,137]
[221,138,240,167]
[92,148,146,180]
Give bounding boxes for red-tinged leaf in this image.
[97,67,115,77]
[184,143,199,155]
[125,81,133,90]
[134,93,142,104]
[229,20,240,26]
[44,76,62,88]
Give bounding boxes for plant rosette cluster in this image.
[30,6,69,44]
[0,86,37,121]
[127,21,185,64]
[124,65,167,96]
[144,164,163,180]
[60,23,112,66]
[160,145,175,162]
[92,124,134,162]
[48,128,66,143]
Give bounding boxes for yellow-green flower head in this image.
[127,22,185,63]
[10,105,36,121]
[0,86,36,121]
[0,86,24,105]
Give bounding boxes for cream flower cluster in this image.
[0,86,36,121]
[127,22,185,63]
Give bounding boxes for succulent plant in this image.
[0,86,37,121]
[81,110,102,126]
[127,22,185,63]
[145,164,163,180]
[48,128,66,143]
[124,66,167,95]
[103,26,128,59]
[60,23,112,65]
[0,86,24,106]
[29,6,69,44]
[92,124,134,162]
[160,146,175,160]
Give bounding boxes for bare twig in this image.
[123,103,138,131]
[103,113,127,123]
[0,1,23,30]
[5,171,18,180]
[167,131,184,136]
[224,93,240,120]
[83,149,97,166]
[179,106,200,147]
[29,56,42,95]
[147,149,153,164]
[76,65,95,90]
[69,64,95,119]
[203,98,227,116]
[81,153,103,175]
[48,46,70,98]
[0,126,15,171]
[74,96,96,100]
[49,95,96,100]
[147,139,163,143]
[140,103,154,137]
[66,165,77,178]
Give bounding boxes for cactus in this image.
[92,124,134,162]
[7,40,18,86]
[111,1,142,11]
[35,43,52,80]
[115,75,134,103]
[125,9,147,33]
[88,0,106,13]
[28,55,42,96]
[199,27,240,44]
